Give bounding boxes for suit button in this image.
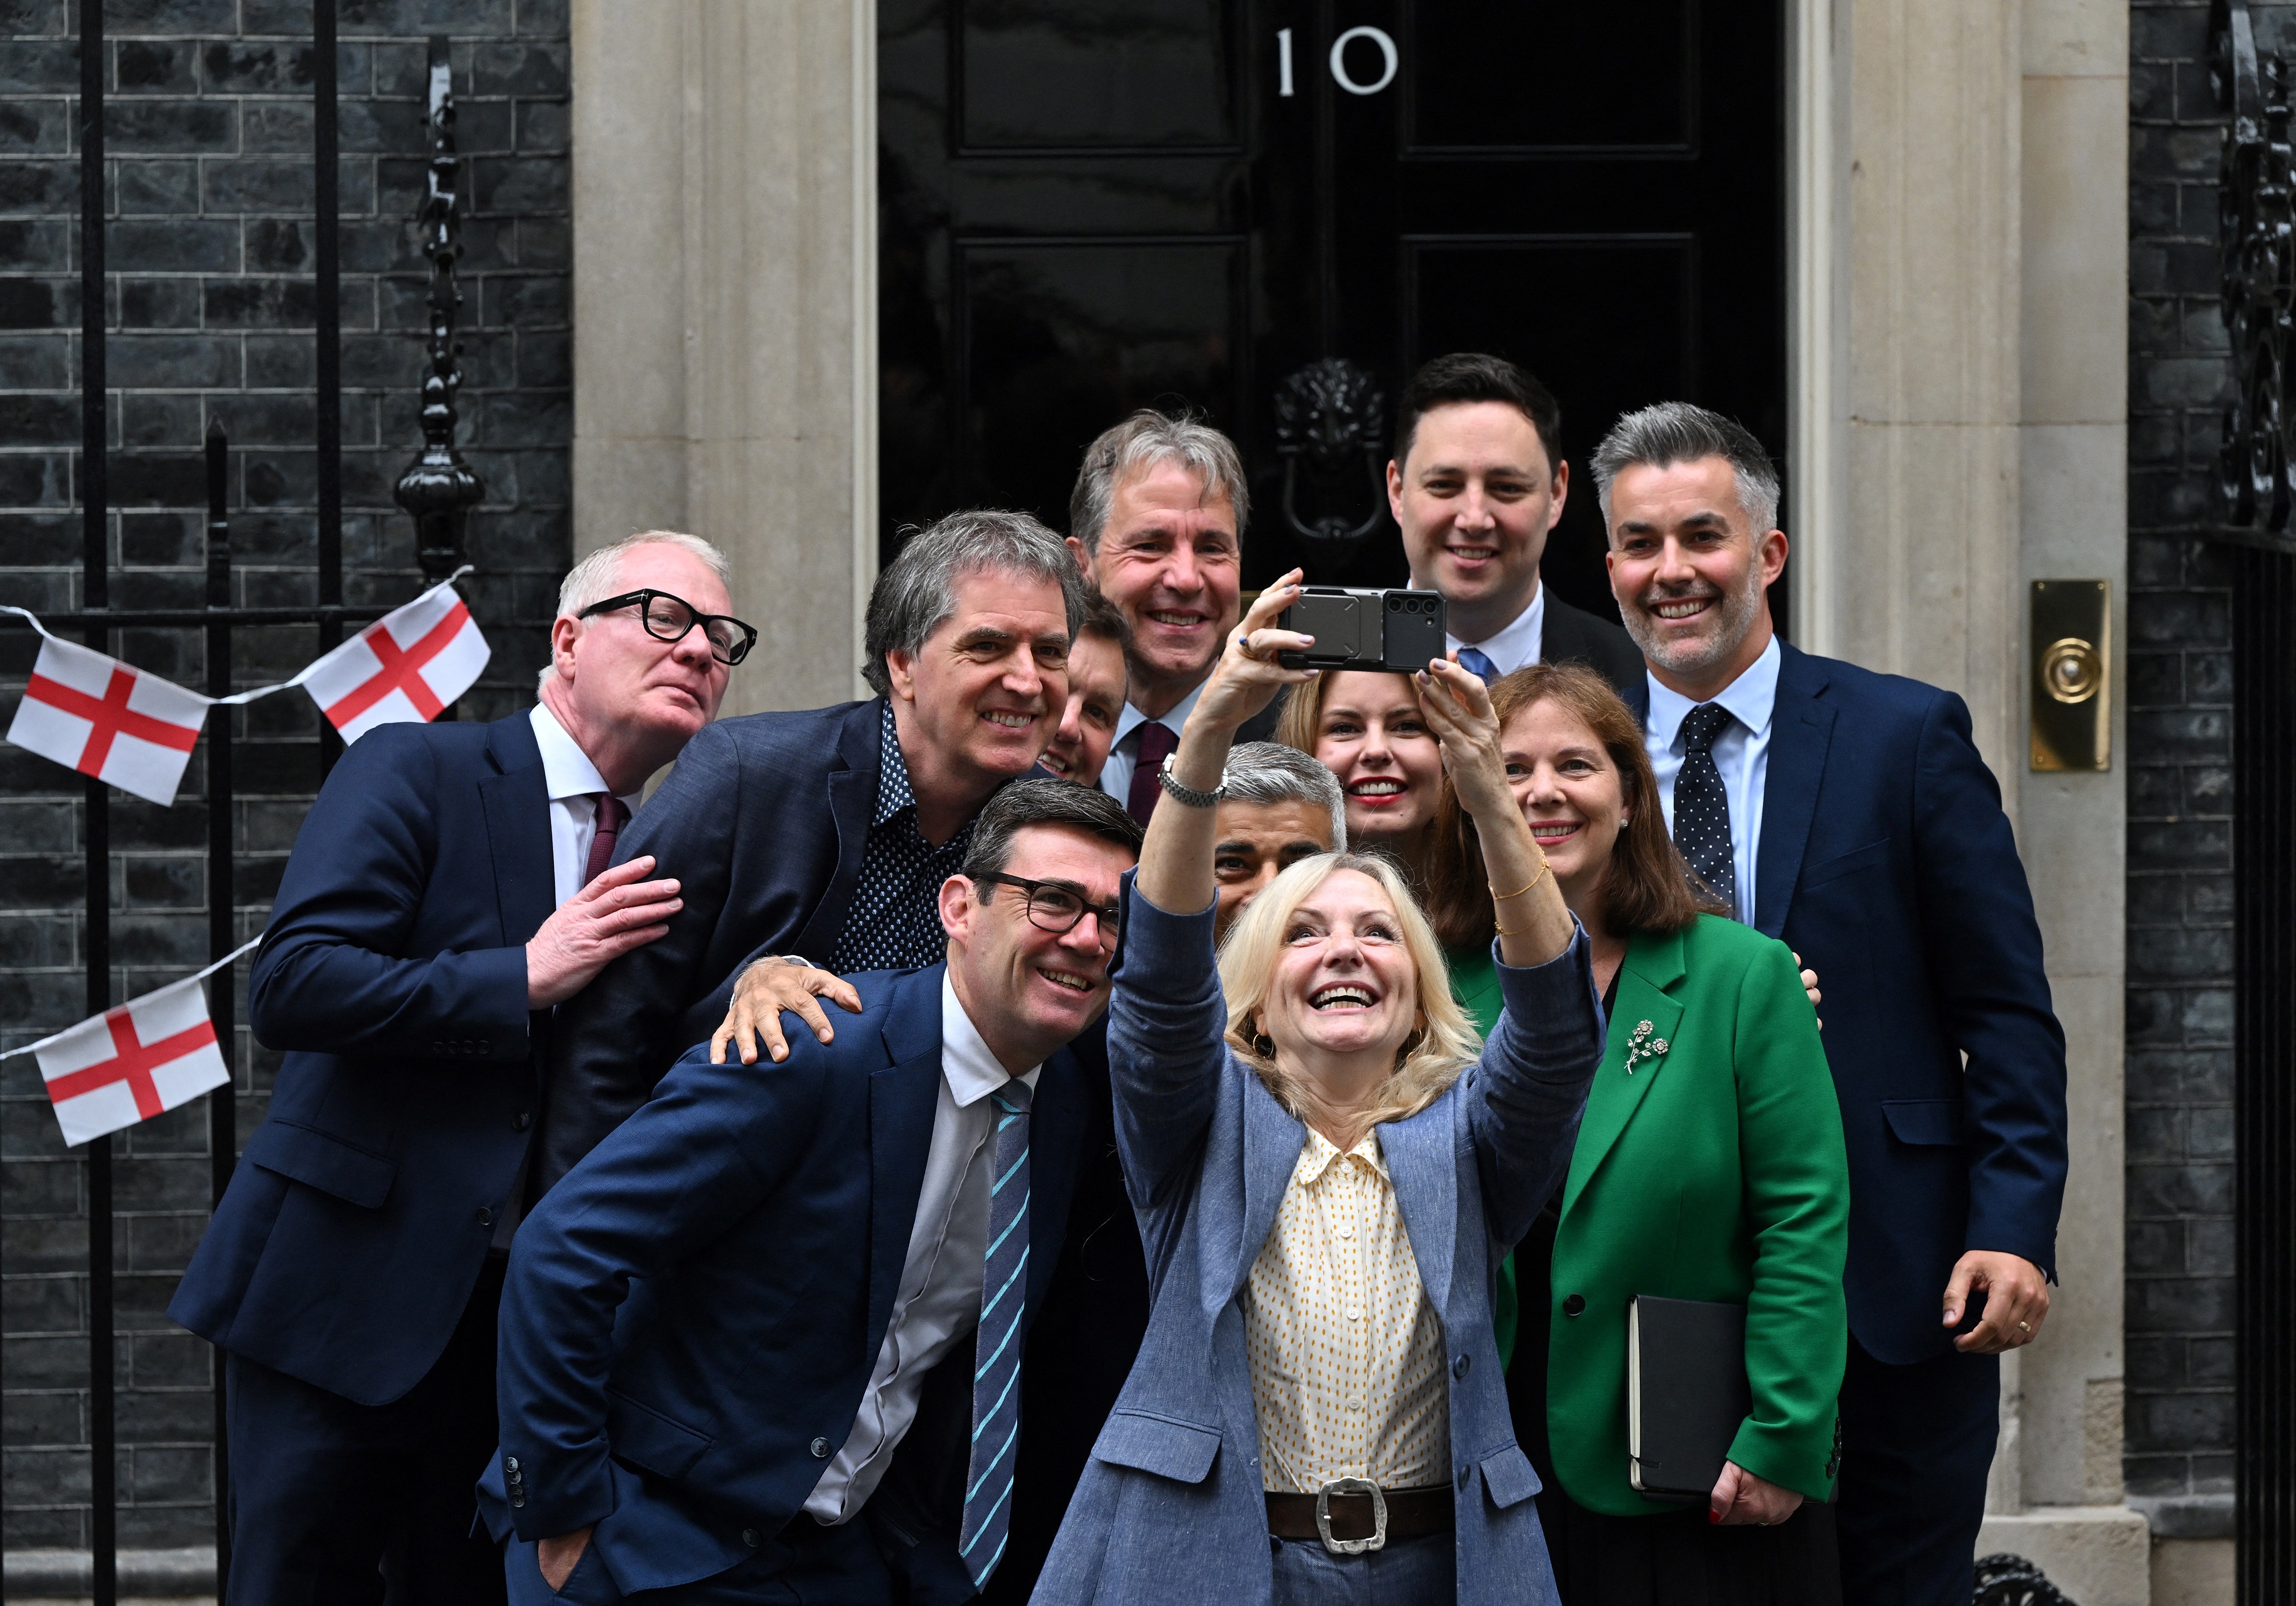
[477,1207,495,1228]
[430,1041,443,1054]
[505,1456,519,1471]
[1563,1294,1586,1317]
[510,1492,525,1508]
[742,1528,761,1548]
[810,1437,832,1459]
[1456,1466,1470,1491]
[1452,1354,1470,1379]
[513,1112,532,1131]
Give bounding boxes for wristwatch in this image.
[1156,751,1225,809]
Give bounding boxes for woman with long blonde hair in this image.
[1034,572,1604,1606]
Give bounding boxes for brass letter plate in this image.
[2030,580,2110,772]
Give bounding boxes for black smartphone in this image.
[1274,587,1447,672]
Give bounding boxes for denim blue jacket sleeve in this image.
[1469,923,1603,1249]
[1104,875,1228,1214]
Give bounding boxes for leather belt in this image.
[1265,1482,1453,1553]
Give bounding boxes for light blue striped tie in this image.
[960,1082,1031,1588]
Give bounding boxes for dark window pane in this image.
[961,0,1232,149]
[1408,0,1691,150]
[959,241,1239,525]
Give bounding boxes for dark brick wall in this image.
[2126,0,2238,1506]
[0,0,569,1550]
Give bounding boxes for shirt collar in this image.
[1644,633,1783,751]
[1446,580,1544,672]
[528,702,629,807]
[1293,1124,1387,1186]
[939,970,1044,1107]
[874,700,917,826]
[1113,677,1207,752]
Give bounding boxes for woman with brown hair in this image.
[1429,661,1852,1605]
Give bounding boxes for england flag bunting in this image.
[293,575,491,743]
[3,940,258,1148]
[2,571,488,802]
[4,626,213,806]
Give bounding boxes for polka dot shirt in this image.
[828,702,977,974]
[1245,1127,1450,1493]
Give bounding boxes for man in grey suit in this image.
[1389,352,1644,695]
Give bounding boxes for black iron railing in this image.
[1,4,479,1598]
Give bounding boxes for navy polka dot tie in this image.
[1673,702,1737,912]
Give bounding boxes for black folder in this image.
[1627,1295,1752,1500]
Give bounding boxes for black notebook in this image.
[1627,1295,1752,1500]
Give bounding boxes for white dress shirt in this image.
[805,973,1043,1523]
[1444,579,1547,678]
[1097,678,1208,804]
[1643,634,1781,927]
[527,703,641,906]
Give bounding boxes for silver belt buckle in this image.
[1314,1476,1387,1556]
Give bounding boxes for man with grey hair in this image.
[1065,408,1281,824]
[1210,741,1346,945]
[536,508,1085,1192]
[171,530,741,1603]
[1592,402,2068,1606]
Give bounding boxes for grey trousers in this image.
[1270,1532,1456,1606]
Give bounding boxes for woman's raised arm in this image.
[1136,572,1318,915]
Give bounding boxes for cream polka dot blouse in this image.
[1244,1126,1449,1493]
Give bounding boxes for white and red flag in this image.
[4,624,212,806]
[295,574,489,742]
[9,941,255,1148]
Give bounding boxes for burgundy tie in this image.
[1126,721,1178,828]
[584,793,631,886]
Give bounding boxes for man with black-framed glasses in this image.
[486,782,1142,1603]
[174,530,741,1604]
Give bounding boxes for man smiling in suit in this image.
[1592,402,2069,1606]
[487,782,1142,1604]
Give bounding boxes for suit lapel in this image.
[1229,1076,1306,1304]
[1024,1042,1089,1314]
[1755,645,1836,939]
[792,699,887,963]
[866,966,945,1356]
[1561,928,1686,1220]
[1380,1100,1457,1321]
[477,713,554,946]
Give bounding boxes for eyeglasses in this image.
[977,873,1122,946]
[577,589,758,666]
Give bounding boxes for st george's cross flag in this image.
[32,973,233,1147]
[5,630,212,806]
[296,575,490,742]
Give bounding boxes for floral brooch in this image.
[1624,1019,1671,1075]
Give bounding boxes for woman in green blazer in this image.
[1427,663,1850,1604]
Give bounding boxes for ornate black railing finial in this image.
[394,34,484,581]
[1273,357,1388,542]
[2213,0,2296,531]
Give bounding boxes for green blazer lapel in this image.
[1561,927,1687,1220]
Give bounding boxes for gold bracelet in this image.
[1490,860,1552,902]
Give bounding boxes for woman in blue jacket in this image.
[1034,575,1603,1606]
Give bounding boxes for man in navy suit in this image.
[1590,403,2069,1606]
[536,508,1085,1192]
[486,781,1143,1604]
[171,533,747,1603]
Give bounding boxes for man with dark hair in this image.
[535,509,1085,1192]
[1591,400,2068,1606]
[489,781,1143,1603]
[1039,591,1129,787]
[1065,408,1280,823]
[1389,352,1642,694]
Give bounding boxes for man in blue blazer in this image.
[485,781,1143,1603]
[536,509,1085,1193]
[171,535,743,1602]
[1590,404,2068,1606]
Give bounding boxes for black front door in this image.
[878,0,1785,623]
